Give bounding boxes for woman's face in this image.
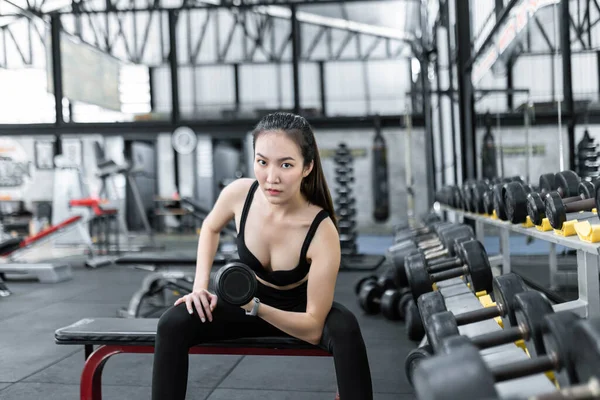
[254,130,312,205]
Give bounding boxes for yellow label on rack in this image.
[491,210,498,219]
[522,216,534,228]
[554,220,577,237]
[535,218,553,231]
[574,220,600,243]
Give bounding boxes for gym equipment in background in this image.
[576,129,599,181]
[93,141,162,252]
[333,143,385,271]
[372,116,390,222]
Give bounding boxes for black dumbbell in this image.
[405,239,493,302]
[389,223,465,261]
[423,290,554,359]
[378,287,413,321]
[213,261,257,306]
[396,235,475,288]
[472,176,525,213]
[493,171,579,222]
[394,222,459,248]
[412,312,599,400]
[460,177,519,212]
[357,272,397,314]
[417,273,527,350]
[389,225,474,285]
[544,190,598,230]
[527,180,596,225]
[404,344,433,386]
[405,298,426,341]
[354,274,378,295]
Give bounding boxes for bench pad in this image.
[55,318,324,351]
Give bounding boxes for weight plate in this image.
[417,291,447,332]
[483,190,494,215]
[513,291,554,357]
[461,240,493,295]
[381,289,402,320]
[397,292,412,320]
[438,225,474,252]
[526,192,546,225]
[213,262,257,306]
[503,182,528,224]
[579,181,596,199]
[492,184,508,220]
[426,311,459,353]
[413,343,498,400]
[555,170,581,197]
[404,344,433,387]
[542,311,581,388]
[405,300,425,341]
[171,126,197,155]
[437,334,472,356]
[393,249,418,287]
[405,254,433,302]
[492,273,528,328]
[358,283,382,314]
[544,192,567,230]
[354,275,377,295]
[473,182,490,213]
[566,317,600,384]
[539,173,557,193]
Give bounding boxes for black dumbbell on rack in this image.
[388,224,474,287]
[526,181,596,226]
[412,312,600,400]
[421,290,555,358]
[416,273,528,350]
[404,238,493,303]
[542,188,600,230]
[394,231,476,288]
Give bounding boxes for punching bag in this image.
[372,116,390,222]
[481,114,498,180]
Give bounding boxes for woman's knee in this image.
[322,302,362,342]
[156,304,194,341]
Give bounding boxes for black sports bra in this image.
[236,180,330,287]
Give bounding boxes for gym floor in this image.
[0,234,418,400]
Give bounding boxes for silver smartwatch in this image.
[245,297,260,316]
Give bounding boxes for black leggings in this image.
[151,288,373,400]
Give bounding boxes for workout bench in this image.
[55,318,337,400]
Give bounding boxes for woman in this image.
[152,112,373,400]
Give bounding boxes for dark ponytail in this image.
[252,112,337,229]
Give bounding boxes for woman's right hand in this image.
[174,289,218,323]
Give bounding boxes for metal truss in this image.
[517,0,600,55]
[469,0,600,81]
[0,0,416,69]
[0,0,47,68]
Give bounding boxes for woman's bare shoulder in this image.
[221,178,256,202]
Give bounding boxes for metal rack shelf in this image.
[438,204,600,318]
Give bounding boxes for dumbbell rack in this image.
[417,277,557,398]
[334,143,359,256]
[333,143,386,271]
[439,204,600,319]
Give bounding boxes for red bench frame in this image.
[19,215,82,247]
[82,344,337,400]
